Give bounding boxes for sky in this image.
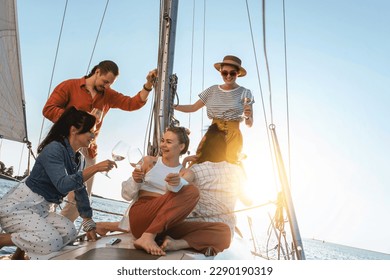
[1,0,389,255]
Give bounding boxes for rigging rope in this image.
[187,0,196,129]
[146,85,157,156]
[186,200,275,220]
[144,79,158,156]
[38,0,110,146]
[261,0,274,124]
[63,198,275,218]
[17,145,24,175]
[244,0,279,193]
[85,0,110,74]
[244,0,299,259]
[244,0,268,129]
[37,0,68,145]
[200,0,207,137]
[282,0,292,183]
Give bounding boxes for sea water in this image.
[1,178,390,260]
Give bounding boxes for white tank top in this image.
[140,157,182,195]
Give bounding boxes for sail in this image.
[0,0,28,143]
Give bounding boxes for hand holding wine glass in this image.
[241,90,254,120]
[128,146,145,183]
[128,146,144,171]
[104,140,129,178]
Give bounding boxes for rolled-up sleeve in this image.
[121,177,142,201]
[74,187,93,218]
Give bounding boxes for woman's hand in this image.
[244,105,253,127]
[165,173,181,187]
[132,168,145,183]
[96,159,117,172]
[243,105,252,118]
[83,159,117,182]
[180,168,195,183]
[82,218,98,241]
[86,229,98,242]
[182,155,198,168]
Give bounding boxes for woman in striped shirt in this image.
[174,55,254,165]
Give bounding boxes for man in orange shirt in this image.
[43,60,157,221]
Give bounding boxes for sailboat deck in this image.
[47,232,205,260]
[45,231,255,260]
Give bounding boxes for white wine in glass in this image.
[104,140,129,178]
[240,90,254,120]
[90,108,103,125]
[127,146,143,170]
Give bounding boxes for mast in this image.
[148,0,179,156]
[270,124,305,260]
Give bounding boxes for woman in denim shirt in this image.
[0,107,116,259]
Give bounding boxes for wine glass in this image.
[240,90,254,120]
[127,146,144,170]
[104,140,129,178]
[90,108,103,125]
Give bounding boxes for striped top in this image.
[199,85,254,121]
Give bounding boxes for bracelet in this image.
[82,219,96,232]
[143,84,152,92]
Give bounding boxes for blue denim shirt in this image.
[26,138,92,218]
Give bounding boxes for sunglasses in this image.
[221,70,238,77]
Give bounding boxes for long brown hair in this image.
[196,124,227,163]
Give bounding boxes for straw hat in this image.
[214,55,247,77]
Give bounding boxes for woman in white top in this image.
[96,127,231,256]
[174,55,254,165]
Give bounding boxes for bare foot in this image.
[160,236,189,251]
[134,233,166,256]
